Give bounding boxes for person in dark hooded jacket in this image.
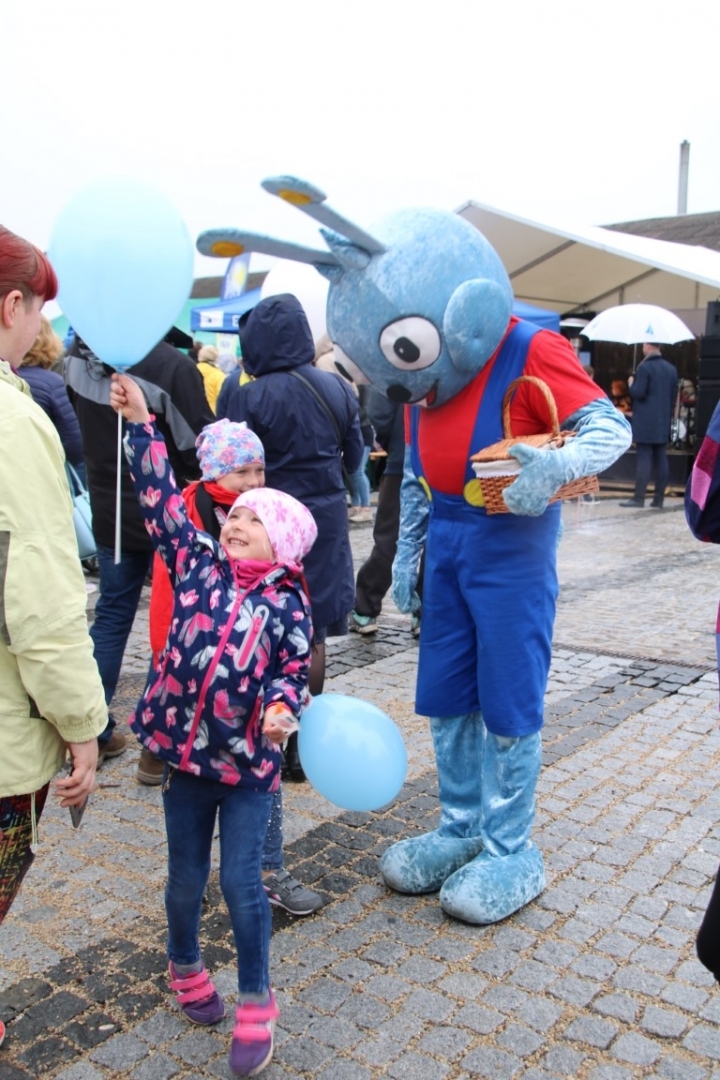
[216,294,363,706]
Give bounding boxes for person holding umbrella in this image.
[580,304,691,510]
[619,342,678,509]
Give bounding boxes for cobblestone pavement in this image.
[3,495,720,1079]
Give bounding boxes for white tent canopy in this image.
[457,201,720,319]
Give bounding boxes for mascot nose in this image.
[386,384,412,403]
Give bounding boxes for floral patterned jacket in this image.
[123,420,312,790]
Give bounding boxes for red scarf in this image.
[200,480,238,507]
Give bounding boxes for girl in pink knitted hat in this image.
[110,373,317,1078]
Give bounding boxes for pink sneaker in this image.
[168,962,225,1025]
[229,990,279,1076]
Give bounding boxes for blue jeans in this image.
[92,545,151,743]
[262,789,283,872]
[163,767,273,995]
[347,446,371,507]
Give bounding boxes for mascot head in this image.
[197,177,513,409]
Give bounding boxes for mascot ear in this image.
[320,228,372,271]
[315,261,345,283]
[443,279,513,372]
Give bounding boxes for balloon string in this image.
[114,410,122,564]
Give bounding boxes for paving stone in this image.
[453,1002,504,1036]
[611,1030,662,1066]
[54,1066,106,1080]
[171,1030,225,1066]
[683,1022,720,1060]
[335,993,393,1029]
[132,1010,187,1044]
[496,1022,544,1056]
[507,960,556,992]
[661,982,709,1012]
[276,1035,334,1073]
[437,974,487,1000]
[396,956,447,983]
[612,967,668,996]
[641,1004,689,1038]
[297,976,355,1012]
[387,1050,452,1079]
[460,1045,523,1079]
[537,1045,587,1075]
[563,1014,618,1049]
[587,1067,635,1080]
[89,1033,150,1069]
[130,1053,182,1080]
[654,1053,711,1079]
[316,1059,374,1080]
[548,974,600,1007]
[401,987,456,1023]
[533,940,579,968]
[306,1014,362,1050]
[417,1025,473,1061]
[472,948,521,979]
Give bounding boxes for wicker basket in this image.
[469,376,599,515]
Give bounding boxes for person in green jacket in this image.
[0,227,108,973]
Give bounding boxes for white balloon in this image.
[260,260,329,345]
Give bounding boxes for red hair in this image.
[0,225,58,303]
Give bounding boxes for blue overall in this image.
[411,321,561,736]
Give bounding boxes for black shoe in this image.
[619,499,644,508]
[281,732,306,783]
[650,502,664,510]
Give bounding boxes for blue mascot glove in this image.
[503,396,631,517]
[391,446,429,613]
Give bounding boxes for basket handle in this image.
[502,376,561,440]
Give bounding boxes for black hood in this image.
[241,294,315,377]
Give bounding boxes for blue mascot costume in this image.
[198,177,631,924]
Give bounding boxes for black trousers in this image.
[633,442,669,506]
[697,865,720,981]
[355,473,402,618]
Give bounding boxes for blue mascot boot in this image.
[381,713,485,894]
[439,730,544,924]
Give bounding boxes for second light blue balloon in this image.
[297,693,408,812]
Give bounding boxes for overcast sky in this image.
[3,0,719,279]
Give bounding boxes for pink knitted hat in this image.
[195,419,264,481]
[232,488,317,567]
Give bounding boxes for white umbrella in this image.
[580,303,695,345]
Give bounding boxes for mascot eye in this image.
[332,344,370,385]
[379,318,441,371]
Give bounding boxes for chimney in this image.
[677,140,690,215]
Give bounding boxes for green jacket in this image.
[0,361,107,797]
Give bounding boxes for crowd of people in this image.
[1,219,718,1073]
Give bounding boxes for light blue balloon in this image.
[298,694,407,812]
[49,176,194,370]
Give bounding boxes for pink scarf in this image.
[230,557,276,589]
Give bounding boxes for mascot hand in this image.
[392,444,430,611]
[391,549,422,613]
[503,398,632,517]
[503,443,566,516]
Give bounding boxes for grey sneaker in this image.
[263,870,324,915]
[350,610,378,635]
